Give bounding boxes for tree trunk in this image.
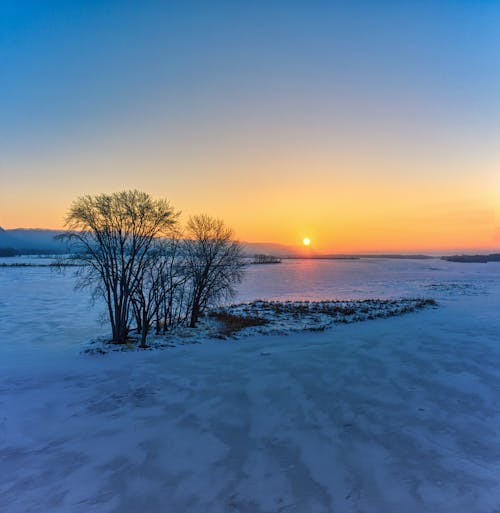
[117,323,128,344]
[112,306,126,343]
[140,323,149,348]
[135,312,142,334]
[189,301,200,328]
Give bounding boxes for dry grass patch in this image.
[208,311,270,337]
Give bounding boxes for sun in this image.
[302,237,311,246]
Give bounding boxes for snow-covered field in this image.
[1,258,500,512]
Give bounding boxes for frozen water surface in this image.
[237,257,492,301]
[1,258,500,512]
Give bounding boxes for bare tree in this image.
[60,190,179,343]
[130,236,189,346]
[184,215,245,327]
[156,235,191,331]
[129,242,165,347]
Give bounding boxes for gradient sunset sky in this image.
[1,1,499,253]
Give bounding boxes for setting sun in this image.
[302,237,311,246]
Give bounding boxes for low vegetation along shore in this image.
[84,297,437,354]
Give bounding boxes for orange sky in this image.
[1,134,498,253]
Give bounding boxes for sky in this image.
[1,0,499,253]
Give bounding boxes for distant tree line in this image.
[60,190,245,347]
[252,254,281,264]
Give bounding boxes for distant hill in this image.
[0,230,303,257]
[0,228,69,254]
[0,227,15,247]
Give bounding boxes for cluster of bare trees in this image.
[60,190,245,347]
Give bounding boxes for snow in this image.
[1,258,500,512]
[83,298,437,354]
